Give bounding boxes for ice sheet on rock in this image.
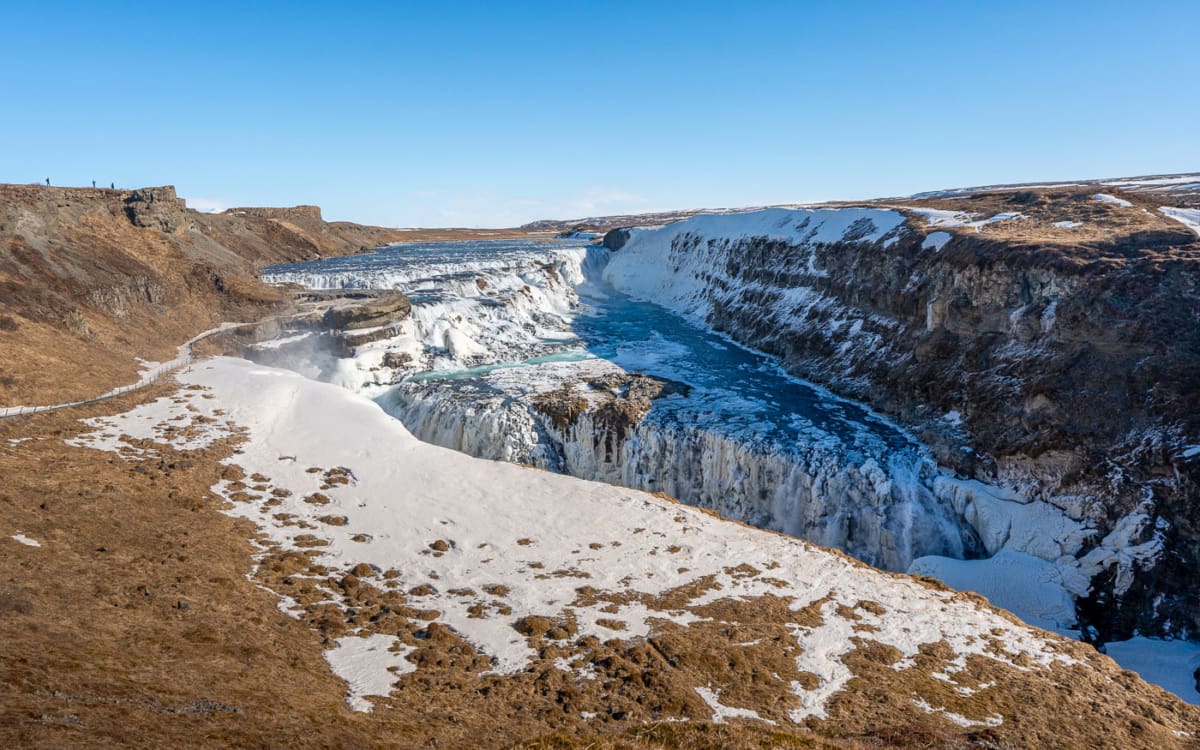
[922,231,952,251]
[909,549,1077,632]
[1102,637,1200,705]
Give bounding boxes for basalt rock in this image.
[602,227,632,251]
[532,373,689,443]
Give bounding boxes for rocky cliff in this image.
[0,184,412,406]
[604,186,1200,643]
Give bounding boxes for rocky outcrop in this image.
[601,227,632,250]
[533,372,690,445]
[320,291,411,331]
[123,186,188,232]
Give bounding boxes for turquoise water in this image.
[570,285,915,455]
[267,239,917,458]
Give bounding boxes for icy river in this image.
[262,237,979,573]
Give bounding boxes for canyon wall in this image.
[603,193,1200,642]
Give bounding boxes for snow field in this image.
[69,357,1084,722]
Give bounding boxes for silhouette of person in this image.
[92,180,96,188]
[45,178,49,186]
[110,182,115,189]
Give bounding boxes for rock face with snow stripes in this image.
[603,197,1200,644]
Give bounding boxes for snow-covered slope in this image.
[64,357,1200,738]
[383,358,971,572]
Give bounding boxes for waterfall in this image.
[382,376,979,572]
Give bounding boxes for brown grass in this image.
[883,187,1198,250]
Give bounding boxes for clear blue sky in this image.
[2,1,1197,227]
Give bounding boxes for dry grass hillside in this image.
[883,187,1199,266]
[0,184,540,406]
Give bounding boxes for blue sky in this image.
[2,1,1197,227]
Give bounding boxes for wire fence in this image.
[0,312,309,421]
[0,354,194,419]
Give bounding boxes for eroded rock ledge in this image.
[533,372,690,447]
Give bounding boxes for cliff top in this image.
[527,172,1200,242]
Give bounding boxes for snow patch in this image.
[323,633,416,712]
[1102,636,1200,705]
[11,533,41,547]
[909,550,1077,632]
[1094,193,1133,208]
[1160,207,1200,237]
[905,208,1026,231]
[71,357,1080,721]
[922,231,952,251]
[695,686,776,725]
[911,696,1003,728]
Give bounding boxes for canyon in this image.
[3,179,1199,748]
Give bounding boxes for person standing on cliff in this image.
[92,180,96,188]
[44,178,49,186]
